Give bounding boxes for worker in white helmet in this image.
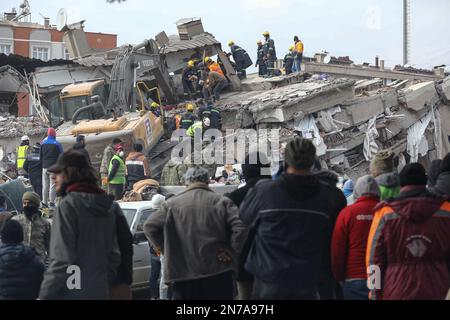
[16,135,30,176]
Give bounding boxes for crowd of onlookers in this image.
[1,135,449,300]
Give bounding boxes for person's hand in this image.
[217,248,232,263]
[102,177,109,185]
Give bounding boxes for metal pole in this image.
[403,0,410,66]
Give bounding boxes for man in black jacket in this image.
[240,138,338,299]
[72,135,91,164]
[40,128,63,207]
[23,143,43,198]
[226,152,270,300]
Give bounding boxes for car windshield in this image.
[121,209,137,227]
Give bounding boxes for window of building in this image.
[64,48,71,60]
[32,47,49,61]
[0,44,12,55]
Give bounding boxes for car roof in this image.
[118,201,154,210]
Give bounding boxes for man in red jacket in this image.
[366,163,450,300]
[331,175,380,300]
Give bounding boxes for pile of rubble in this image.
[217,74,450,181]
[0,113,48,138]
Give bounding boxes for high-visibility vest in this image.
[16,145,29,170]
[295,41,304,54]
[186,122,203,137]
[108,155,126,185]
[208,62,224,76]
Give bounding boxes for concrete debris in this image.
[0,113,48,138]
[399,81,440,111]
[436,76,450,104]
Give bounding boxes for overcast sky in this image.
[2,0,450,70]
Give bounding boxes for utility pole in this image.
[403,0,411,66]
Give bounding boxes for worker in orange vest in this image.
[204,57,224,76]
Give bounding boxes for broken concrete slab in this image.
[339,95,385,126]
[399,81,440,111]
[436,76,450,104]
[239,72,307,91]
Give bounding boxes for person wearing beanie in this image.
[240,138,342,299]
[12,192,51,264]
[331,175,380,300]
[226,152,271,300]
[367,162,450,300]
[71,135,91,165]
[430,153,450,198]
[144,166,248,300]
[23,142,43,198]
[39,149,124,300]
[370,150,400,201]
[0,219,45,300]
[40,127,63,207]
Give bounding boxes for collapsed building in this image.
[216,73,450,181]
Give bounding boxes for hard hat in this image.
[203,117,210,127]
[256,40,262,45]
[21,135,30,141]
[187,60,195,67]
[186,103,194,111]
[151,102,159,108]
[114,143,124,152]
[289,45,294,51]
[262,31,270,37]
[228,40,235,47]
[204,56,212,64]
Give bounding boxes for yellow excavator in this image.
[53,39,176,176]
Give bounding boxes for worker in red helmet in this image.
[107,143,126,200]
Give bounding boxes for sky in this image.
[2,0,450,70]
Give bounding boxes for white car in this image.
[119,201,155,289]
[119,184,239,289]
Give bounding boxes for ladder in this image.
[25,71,49,124]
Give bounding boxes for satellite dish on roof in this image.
[324,55,331,64]
[56,8,68,31]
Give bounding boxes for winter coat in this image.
[366,186,450,300]
[375,172,401,201]
[12,213,51,264]
[39,183,121,300]
[72,143,91,164]
[430,171,450,198]
[226,177,268,282]
[240,173,338,298]
[40,136,63,169]
[331,196,379,282]
[112,209,133,286]
[144,183,248,283]
[100,144,115,176]
[125,152,150,186]
[0,244,45,300]
[23,151,42,187]
[160,160,189,186]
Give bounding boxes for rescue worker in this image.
[186,119,208,138]
[100,138,123,190]
[203,68,229,101]
[12,192,51,265]
[125,143,151,190]
[40,128,63,208]
[107,144,126,200]
[72,135,91,165]
[150,102,162,118]
[16,135,30,176]
[262,31,276,77]
[255,40,267,77]
[292,35,304,73]
[284,46,295,75]
[180,103,198,129]
[204,57,225,76]
[204,102,222,130]
[182,60,198,99]
[23,143,43,199]
[228,41,251,79]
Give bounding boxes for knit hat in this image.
[399,163,427,187]
[22,191,41,208]
[76,135,85,143]
[370,150,395,176]
[284,138,316,170]
[151,194,166,210]
[47,128,56,137]
[353,175,380,200]
[1,219,24,244]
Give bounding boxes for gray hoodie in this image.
[39,189,121,300]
